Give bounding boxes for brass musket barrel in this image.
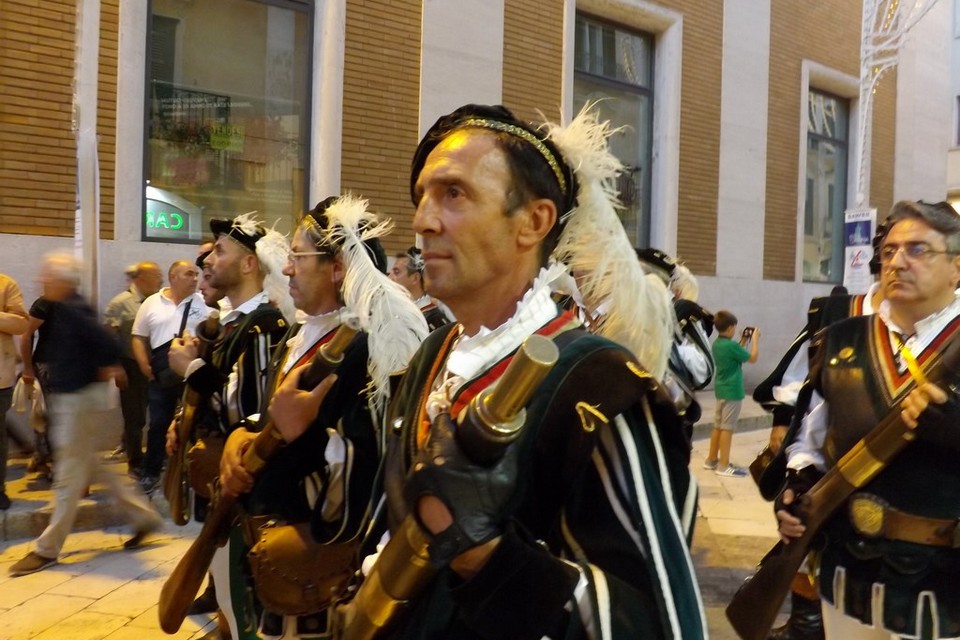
[339,334,560,640]
[457,335,559,464]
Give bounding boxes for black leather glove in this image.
[405,412,522,567]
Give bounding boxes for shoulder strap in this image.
[177,300,192,338]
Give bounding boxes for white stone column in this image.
[715,0,770,279]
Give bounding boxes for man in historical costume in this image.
[168,214,294,639]
[103,261,163,475]
[755,230,886,640]
[389,246,451,331]
[10,252,163,576]
[332,105,704,639]
[777,200,960,640]
[216,195,427,639]
[636,247,715,444]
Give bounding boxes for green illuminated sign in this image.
[146,210,185,231]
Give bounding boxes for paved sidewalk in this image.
[0,395,782,639]
[0,523,216,640]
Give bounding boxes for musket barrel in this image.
[458,335,559,465]
[338,335,561,639]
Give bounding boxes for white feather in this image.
[322,195,429,413]
[545,104,674,379]
[255,225,297,324]
[231,211,261,237]
[671,263,700,302]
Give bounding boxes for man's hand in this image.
[775,488,806,544]
[220,428,257,497]
[21,368,35,386]
[168,332,199,376]
[417,494,501,579]
[769,425,789,454]
[900,381,949,429]
[268,364,337,443]
[405,412,520,573]
[165,417,180,456]
[99,365,127,390]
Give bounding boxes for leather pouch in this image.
[247,521,356,616]
[749,445,776,487]
[187,435,225,498]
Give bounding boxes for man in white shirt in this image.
[131,260,211,493]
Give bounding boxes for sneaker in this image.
[139,475,160,495]
[715,464,748,478]
[0,491,10,510]
[10,552,57,576]
[702,458,719,471]
[106,444,126,461]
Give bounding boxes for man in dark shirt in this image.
[389,246,451,330]
[9,252,163,577]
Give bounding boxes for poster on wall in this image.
[842,207,876,295]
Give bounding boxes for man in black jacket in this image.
[10,252,163,577]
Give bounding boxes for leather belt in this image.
[849,493,960,548]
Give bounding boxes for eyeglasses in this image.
[287,250,332,263]
[878,242,956,264]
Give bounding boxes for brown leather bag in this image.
[748,445,776,488]
[187,435,225,499]
[247,521,357,616]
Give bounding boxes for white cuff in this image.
[184,358,205,379]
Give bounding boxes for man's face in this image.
[388,256,420,295]
[39,263,75,302]
[205,235,248,292]
[281,228,340,315]
[880,218,960,316]
[135,265,163,297]
[411,130,527,311]
[169,263,199,299]
[198,268,223,307]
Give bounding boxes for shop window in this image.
[573,13,654,247]
[803,89,849,283]
[145,0,311,242]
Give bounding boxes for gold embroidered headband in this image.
[459,117,569,197]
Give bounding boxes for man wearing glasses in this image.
[776,200,960,639]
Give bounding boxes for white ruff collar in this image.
[283,307,345,374]
[424,265,566,421]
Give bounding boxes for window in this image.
[803,89,849,283]
[574,14,654,247]
[144,0,311,242]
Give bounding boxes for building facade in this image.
[0,0,952,383]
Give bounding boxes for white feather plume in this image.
[321,195,429,413]
[254,222,297,324]
[231,211,261,237]
[545,104,674,379]
[671,263,700,302]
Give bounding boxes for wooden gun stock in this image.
[164,313,222,526]
[726,335,960,640]
[158,321,359,634]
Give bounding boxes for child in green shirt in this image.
[705,310,760,477]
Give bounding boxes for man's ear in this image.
[517,198,557,249]
[331,254,346,287]
[950,253,960,286]
[240,251,258,275]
